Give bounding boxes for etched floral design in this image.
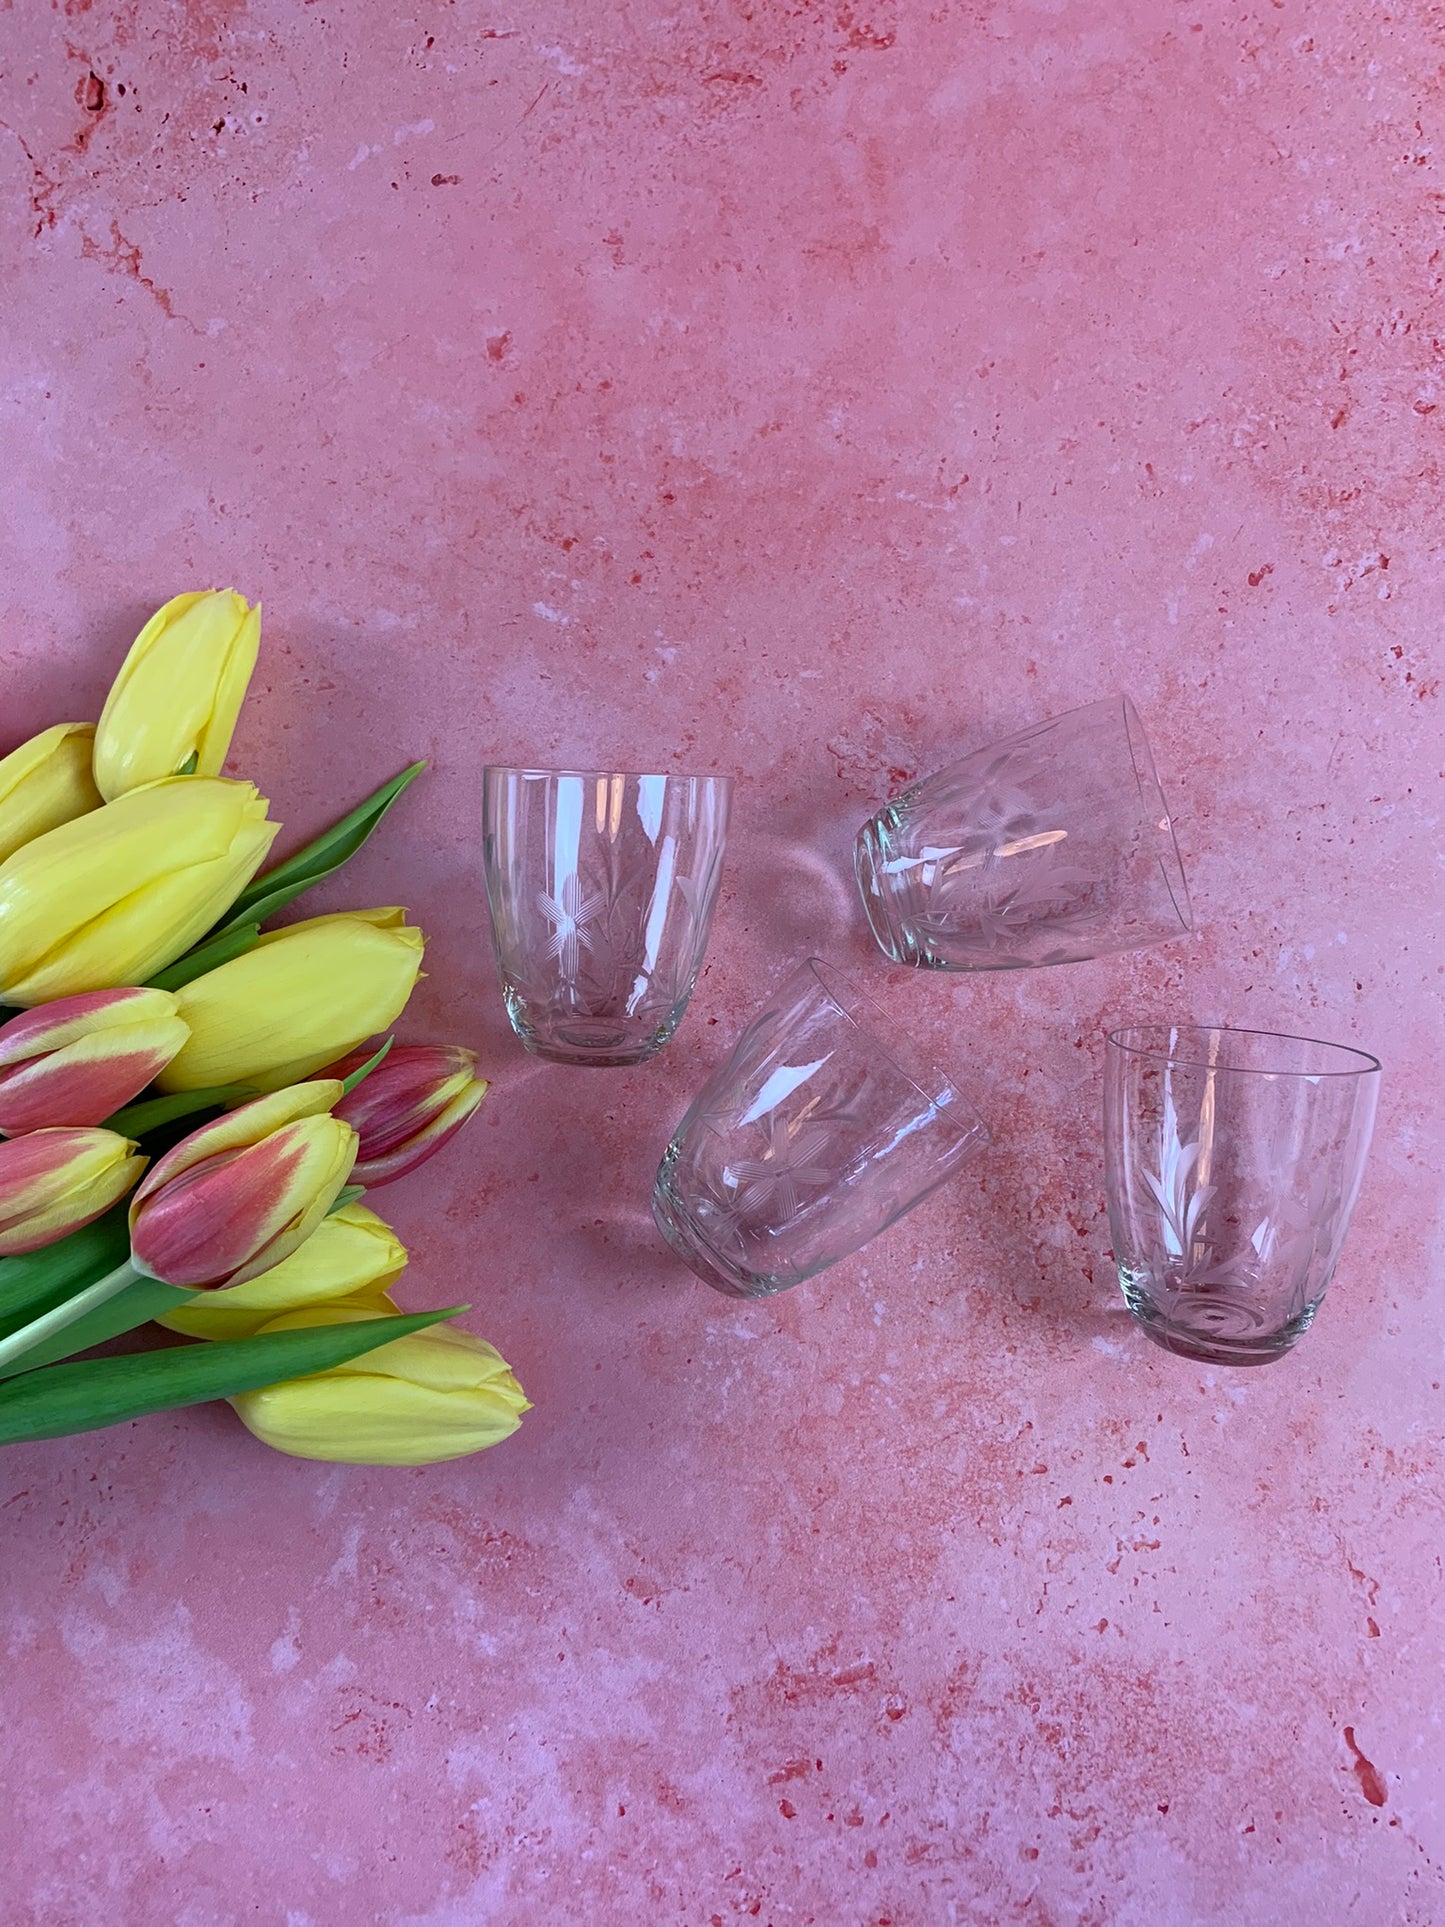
[902,743,1099,960]
[927,746,1041,839]
[727,1115,836,1220]
[536,873,608,980]
[1138,1090,1341,1307]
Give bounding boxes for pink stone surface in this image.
[1,2,1442,1920]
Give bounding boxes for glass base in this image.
[504,993,677,1068]
[651,1184,791,1300]
[518,1036,663,1069]
[1122,1274,1320,1368]
[854,816,929,968]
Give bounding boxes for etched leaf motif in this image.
[676,859,721,923]
[1247,1172,1338,1280]
[970,863,1099,948]
[1140,1082,1213,1260]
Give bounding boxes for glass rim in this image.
[802,957,992,1143]
[1119,696,1193,935]
[482,763,734,788]
[1105,1021,1381,1080]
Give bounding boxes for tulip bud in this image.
[0,723,104,866]
[128,1080,357,1289]
[0,1127,147,1256]
[325,1043,489,1186]
[93,590,262,801]
[155,909,424,1095]
[0,776,278,1008]
[229,1303,530,1465]
[158,1201,407,1340]
[0,988,190,1135]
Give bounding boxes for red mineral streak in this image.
[1344,1727,1388,1808]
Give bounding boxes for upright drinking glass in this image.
[854,696,1191,971]
[1104,1023,1380,1366]
[482,767,732,1067]
[652,958,991,1298]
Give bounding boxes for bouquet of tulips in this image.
[0,592,528,1466]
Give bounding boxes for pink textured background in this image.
[2,2,1442,1921]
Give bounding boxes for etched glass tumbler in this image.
[854,696,1191,971]
[652,959,991,1298]
[482,767,731,1067]
[1104,1024,1380,1366]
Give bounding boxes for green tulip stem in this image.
[0,1260,142,1373]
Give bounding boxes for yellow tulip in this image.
[0,777,278,1007]
[94,591,262,800]
[158,1202,407,1339]
[0,724,103,866]
[230,1303,531,1465]
[156,908,424,1093]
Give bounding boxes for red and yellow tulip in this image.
[327,1043,489,1186]
[0,1127,147,1256]
[128,1080,356,1290]
[0,989,190,1136]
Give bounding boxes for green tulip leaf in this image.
[339,1036,393,1097]
[327,1185,367,1215]
[105,1085,256,1139]
[0,1305,467,1445]
[147,921,261,993]
[0,1277,198,1379]
[218,762,427,933]
[0,1207,132,1339]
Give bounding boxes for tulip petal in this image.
[0,724,102,866]
[351,1076,490,1187]
[94,591,261,799]
[0,988,179,1066]
[0,1129,147,1257]
[332,1044,476,1153]
[196,597,261,778]
[0,778,279,1006]
[132,1079,344,1205]
[157,1204,406,1339]
[231,1375,526,1464]
[0,1012,191,1134]
[129,1114,356,1288]
[157,912,425,1094]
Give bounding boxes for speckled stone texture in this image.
[1,3,1442,1922]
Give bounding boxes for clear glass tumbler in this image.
[854,695,1191,971]
[1104,1024,1380,1366]
[652,958,991,1298]
[482,767,732,1067]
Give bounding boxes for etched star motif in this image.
[727,1116,835,1221]
[536,873,608,978]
